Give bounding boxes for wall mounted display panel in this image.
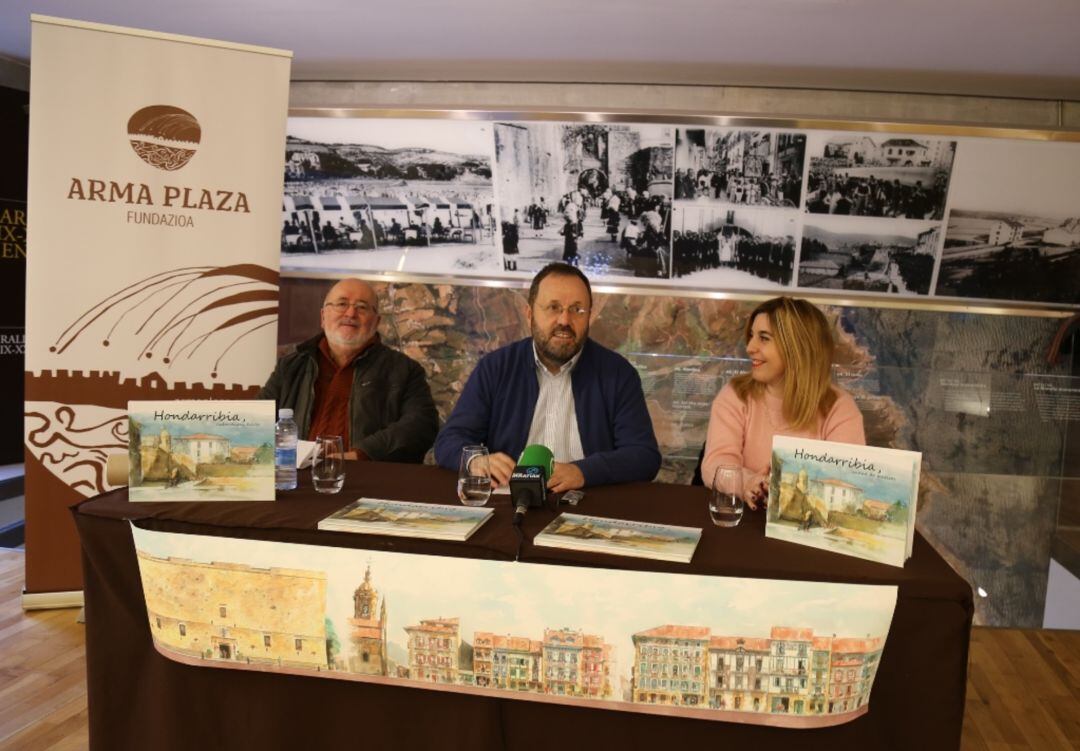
[935,138,1080,304]
[282,117,499,278]
[283,109,1080,310]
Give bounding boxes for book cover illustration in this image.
[319,498,494,541]
[128,400,276,502]
[534,513,702,563]
[766,436,921,567]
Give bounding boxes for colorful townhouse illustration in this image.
[473,632,494,687]
[474,633,543,692]
[581,634,614,698]
[543,627,585,696]
[404,617,463,684]
[541,628,615,698]
[629,625,710,706]
[405,624,613,697]
[708,636,770,711]
[632,624,884,714]
[810,636,833,713]
[828,637,883,714]
[767,626,815,713]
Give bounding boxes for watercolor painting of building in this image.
[347,564,387,675]
[709,636,771,711]
[775,468,872,524]
[630,625,710,706]
[767,437,920,566]
[542,628,586,696]
[128,400,275,501]
[137,550,328,670]
[132,524,898,729]
[405,617,464,684]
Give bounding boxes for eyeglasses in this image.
[324,300,375,315]
[537,302,590,319]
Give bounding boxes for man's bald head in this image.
[323,278,377,308]
[320,278,381,362]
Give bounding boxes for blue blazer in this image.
[434,338,661,486]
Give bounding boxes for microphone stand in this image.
[512,500,529,561]
[512,518,526,562]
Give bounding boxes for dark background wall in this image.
[0,84,28,466]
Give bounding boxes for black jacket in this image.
[258,335,438,463]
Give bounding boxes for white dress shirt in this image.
[526,344,585,463]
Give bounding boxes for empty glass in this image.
[458,445,492,507]
[312,435,345,494]
[709,465,745,527]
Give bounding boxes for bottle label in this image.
[275,447,297,468]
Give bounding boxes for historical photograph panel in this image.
[671,205,797,288]
[494,122,674,280]
[805,133,956,220]
[935,139,1080,304]
[674,128,806,209]
[281,117,499,277]
[798,216,941,295]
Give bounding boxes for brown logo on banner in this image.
[127,105,201,171]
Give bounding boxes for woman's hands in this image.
[744,472,769,510]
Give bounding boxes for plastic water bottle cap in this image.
[278,408,294,419]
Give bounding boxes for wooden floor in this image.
[0,548,1077,750]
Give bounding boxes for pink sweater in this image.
[701,383,866,497]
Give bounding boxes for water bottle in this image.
[274,408,298,491]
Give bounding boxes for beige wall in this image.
[11,51,1080,123]
[290,81,1080,130]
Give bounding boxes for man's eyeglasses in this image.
[324,300,375,315]
[537,302,589,319]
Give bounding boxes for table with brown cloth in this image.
[73,461,972,751]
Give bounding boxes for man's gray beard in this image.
[326,330,371,350]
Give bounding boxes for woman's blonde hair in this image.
[730,297,837,431]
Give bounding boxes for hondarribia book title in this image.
[766,436,922,567]
[128,400,277,502]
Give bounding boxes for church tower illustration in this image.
[348,564,388,675]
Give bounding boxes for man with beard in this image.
[434,263,660,492]
[259,278,438,463]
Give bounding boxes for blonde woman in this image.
[701,297,865,508]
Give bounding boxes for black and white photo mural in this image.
[493,122,675,281]
[936,138,1080,304]
[799,216,940,295]
[674,128,806,209]
[672,205,797,288]
[805,134,956,220]
[282,118,499,277]
[280,113,1078,308]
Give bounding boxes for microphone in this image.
[509,444,554,526]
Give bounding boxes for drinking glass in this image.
[312,435,346,494]
[709,465,744,527]
[458,445,492,507]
